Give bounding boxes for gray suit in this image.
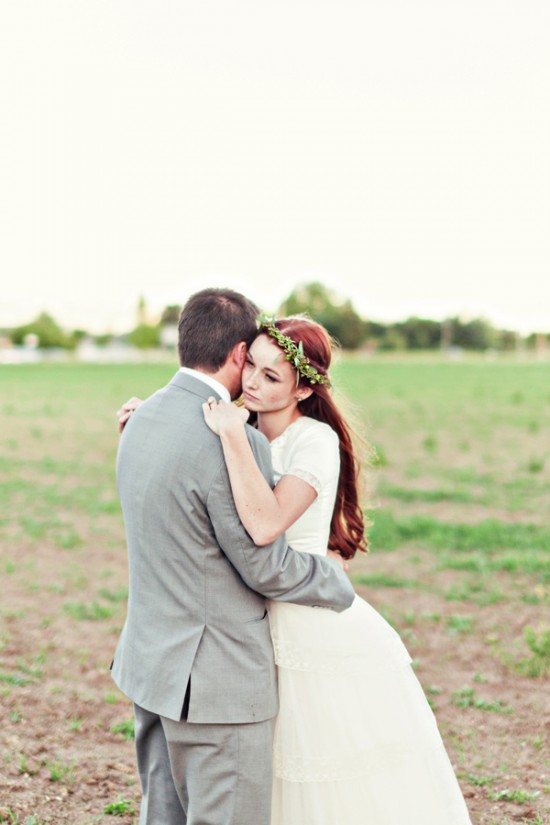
[111,371,355,824]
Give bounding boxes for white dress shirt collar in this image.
[179,367,231,403]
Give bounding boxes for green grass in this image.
[1,360,550,821]
[379,482,483,505]
[98,587,129,603]
[488,788,540,804]
[444,580,506,605]
[68,718,84,731]
[351,573,420,590]
[63,602,115,621]
[458,771,495,787]
[447,615,474,634]
[0,672,35,687]
[368,512,550,555]
[45,759,75,784]
[452,687,512,714]
[103,796,137,816]
[514,627,550,677]
[110,718,135,740]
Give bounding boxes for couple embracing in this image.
[111,288,472,825]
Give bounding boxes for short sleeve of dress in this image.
[283,420,340,495]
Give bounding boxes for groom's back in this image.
[112,373,277,723]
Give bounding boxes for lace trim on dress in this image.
[285,468,322,495]
[272,637,410,674]
[273,740,450,783]
[273,637,344,672]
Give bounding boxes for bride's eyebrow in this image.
[264,365,282,379]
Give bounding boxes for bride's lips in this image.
[243,389,258,402]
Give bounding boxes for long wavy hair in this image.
[260,316,368,560]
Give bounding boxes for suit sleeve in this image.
[206,427,355,612]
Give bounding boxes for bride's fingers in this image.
[202,399,218,417]
[116,397,141,417]
[118,412,132,433]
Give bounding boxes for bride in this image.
[119,315,472,825]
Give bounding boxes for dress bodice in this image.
[270,416,340,556]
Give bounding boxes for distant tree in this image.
[281,282,336,317]
[94,333,113,347]
[278,282,368,349]
[394,317,441,349]
[11,312,77,349]
[450,317,497,350]
[497,329,519,351]
[378,327,407,351]
[160,305,181,325]
[127,323,161,349]
[72,329,88,344]
[365,320,387,340]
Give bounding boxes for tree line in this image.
[4,283,548,352]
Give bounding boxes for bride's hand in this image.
[117,396,143,433]
[202,397,249,436]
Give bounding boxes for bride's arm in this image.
[203,400,317,546]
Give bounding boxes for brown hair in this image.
[263,317,368,560]
[178,288,258,370]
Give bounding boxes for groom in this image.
[111,287,355,825]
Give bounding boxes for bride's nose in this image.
[246,368,259,388]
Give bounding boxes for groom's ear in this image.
[231,341,248,369]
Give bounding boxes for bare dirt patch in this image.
[1,539,549,824]
[2,361,549,824]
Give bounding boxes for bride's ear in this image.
[296,387,314,403]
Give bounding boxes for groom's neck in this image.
[182,364,236,400]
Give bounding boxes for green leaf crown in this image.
[257,316,332,388]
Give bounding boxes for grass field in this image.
[1,358,549,824]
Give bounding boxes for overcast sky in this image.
[0,0,548,334]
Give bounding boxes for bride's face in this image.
[241,334,300,413]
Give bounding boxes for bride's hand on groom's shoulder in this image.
[202,397,249,437]
[117,397,143,433]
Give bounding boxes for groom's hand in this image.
[327,549,349,573]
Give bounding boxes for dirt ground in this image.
[1,536,549,824]
[1,360,549,824]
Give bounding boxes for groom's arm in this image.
[206,429,355,612]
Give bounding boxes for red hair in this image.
[262,317,368,560]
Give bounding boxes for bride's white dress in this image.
[267,416,472,825]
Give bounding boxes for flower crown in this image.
[257,316,332,388]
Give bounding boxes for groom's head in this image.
[178,289,258,391]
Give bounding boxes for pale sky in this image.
[1,0,548,334]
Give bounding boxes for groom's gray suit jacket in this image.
[111,371,354,723]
